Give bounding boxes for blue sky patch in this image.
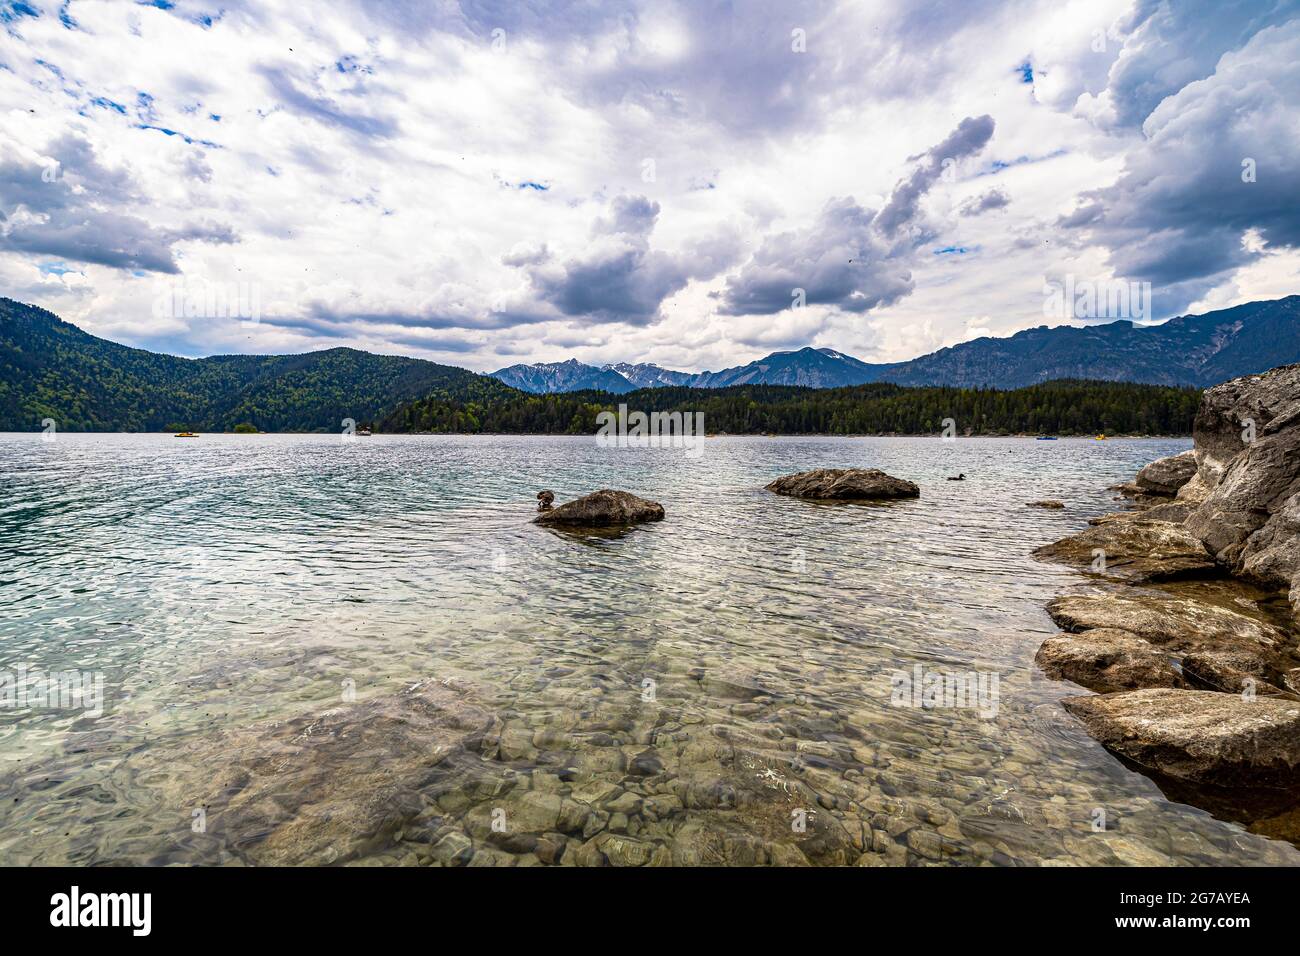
[1,2,38,23]
[134,123,220,148]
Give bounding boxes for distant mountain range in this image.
[489,296,1300,393]
[0,298,513,432]
[489,358,639,394]
[2,294,1297,432]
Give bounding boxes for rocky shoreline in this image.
[1034,364,1300,790]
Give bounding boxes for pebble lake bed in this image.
[1,430,1297,866]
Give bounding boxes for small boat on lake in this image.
[174,432,199,438]
[1036,436,1058,441]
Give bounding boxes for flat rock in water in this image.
[1046,592,1287,655]
[765,468,919,501]
[1028,500,1065,509]
[1062,688,1300,787]
[1035,628,1184,694]
[533,489,665,527]
[1032,518,1217,582]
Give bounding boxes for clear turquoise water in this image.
[1,432,1296,866]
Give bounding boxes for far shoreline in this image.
[4,431,1195,439]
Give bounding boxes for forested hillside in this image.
[0,298,514,431]
[382,379,1201,436]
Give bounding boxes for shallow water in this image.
[1,432,1297,866]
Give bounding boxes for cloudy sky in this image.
[1,0,1297,373]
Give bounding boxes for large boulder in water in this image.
[533,489,665,527]
[1062,689,1300,787]
[1134,450,1197,497]
[766,468,919,501]
[1184,365,1300,595]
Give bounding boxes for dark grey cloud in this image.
[1097,0,1300,129]
[876,114,994,237]
[721,116,996,316]
[346,0,1016,142]
[259,311,481,352]
[959,187,1010,217]
[305,304,537,332]
[507,195,741,325]
[1059,18,1300,311]
[0,134,234,273]
[720,197,912,315]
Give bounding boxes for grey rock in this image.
[1188,363,1300,487]
[766,468,919,501]
[1035,628,1184,693]
[430,830,473,866]
[1135,450,1198,496]
[1028,500,1065,509]
[187,679,492,865]
[1185,365,1300,596]
[1062,689,1300,787]
[1239,490,1300,592]
[533,489,665,528]
[1180,649,1287,696]
[1138,501,1195,523]
[1046,593,1287,657]
[1033,519,1217,582]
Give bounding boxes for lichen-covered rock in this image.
[1045,593,1287,656]
[765,468,919,501]
[1035,628,1184,694]
[1135,450,1198,496]
[533,489,665,527]
[1032,519,1216,582]
[1062,689,1300,787]
[1180,649,1287,696]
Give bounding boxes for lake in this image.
[1,432,1296,866]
